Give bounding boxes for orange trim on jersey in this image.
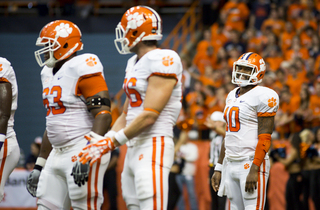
[75,73,108,98]
[147,72,178,86]
[160,136,165,210]
[152,137,157,210]
[87,165,92,210]
[257,112,276,117]
[95,110,111,118]
[144,108,160,115]
[0,139,7,185]
[0,78,9,83]
[94,159,100,210]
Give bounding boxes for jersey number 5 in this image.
[224,106,240,132]
[123,78,142,107]
[43,86,66,116]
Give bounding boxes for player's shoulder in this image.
[0,57,12,73]
[254,86,279,99]
[68,53,101,67]
[67,53,103,76]
[146,48,180,62]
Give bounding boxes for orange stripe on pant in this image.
[94,159,101,210]
[0,140,7,185]
[256,160,266,210]
[152,136,165,210]
[160,136,165,210]
[152,137,157,210]
[87,165,92,210]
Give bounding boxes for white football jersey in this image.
[41,53,104,147]
[223,86,279,158]
[0,57,18,139]
[123,49,182,145]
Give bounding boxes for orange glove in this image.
[79,136,115,166]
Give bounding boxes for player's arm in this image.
[27,130,52,197]
[0,82,12,150]
[112,75,177,147]
[108,98,129,133]
[246,116,274,193]
[78,74,112,137]
[211,139,225,192]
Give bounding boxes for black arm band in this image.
[86,96,111,111]
[34,164,43,171]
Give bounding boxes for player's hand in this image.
[71,161,89,187]
[26,169,41,197]
[211,171,221,192]
[79,137,115,166]
[245,164,259,193]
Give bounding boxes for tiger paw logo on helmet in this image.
[162,56,174,66]
[127,12,144,29]
[268,97,277,108]
[54,23,73,38]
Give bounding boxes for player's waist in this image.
[127,135,173,147]
[225,153,269,162]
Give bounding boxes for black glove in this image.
[26,168,41,197]
[71,161,89,187]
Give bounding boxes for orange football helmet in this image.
[114,6,162,54]
[232,52,266,87]
[35,20,83,67]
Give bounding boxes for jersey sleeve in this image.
[75,54,104,78]
[147,50,182,80]
[0,58,13,83]
[257,88,279,117]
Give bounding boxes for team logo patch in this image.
[244,163,250,169]
[86,57,97,67]
[71,155,77,162]
[139,154,143,161]
[162,56,174,66]
[0,64,2,71]
[54,23,73,38]
[268,97,277,108]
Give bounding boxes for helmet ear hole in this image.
[132,31,138,36]
[63,43,68,48]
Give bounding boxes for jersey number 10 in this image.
[224,106,240,132]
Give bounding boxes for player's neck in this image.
[238,85,256,96]
[136,45,157,60]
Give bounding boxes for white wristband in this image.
[214,163,223,172]
[0,134,5,143]
[114,129,129,145]
[35,157,47,167]
[104,130,117,139]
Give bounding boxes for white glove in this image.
[26,169,41,197]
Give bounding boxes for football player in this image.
[26,20,112,210]
[211,52,279,210]
[0,57,20,202]
[79,6,183,209]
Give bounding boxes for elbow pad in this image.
[253,134,271,167]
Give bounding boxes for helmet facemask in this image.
[35,37,60,68]
[232,63,260,87]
